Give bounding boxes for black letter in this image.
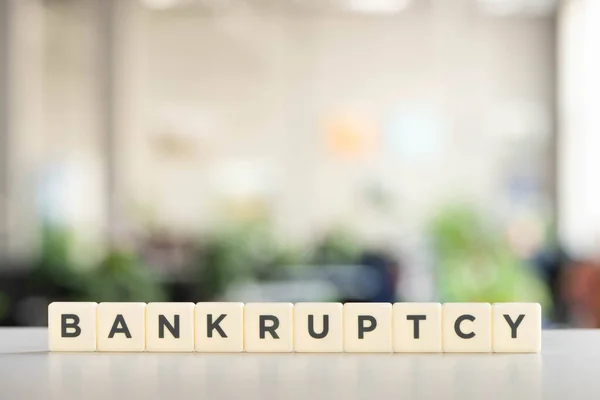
[61,314,81,338]
[454,314,475,339]
[259,315,280,339]
[109,314,132,339]
[358,315,377,339]
[308,315,329,339]
[407,315,427,339]
[503,314,525,339]
[159,315,180,339]
[207,314,227,338]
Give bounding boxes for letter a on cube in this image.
[97,302,146,352]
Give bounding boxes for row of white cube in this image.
[48,302,541,353]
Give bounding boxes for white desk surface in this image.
[0,328,596,400]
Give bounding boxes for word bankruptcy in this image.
[48,302,541,353]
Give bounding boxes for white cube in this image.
[244,303,293,352]
[442,303,491,353]
[48,302,97,352]
[146,302,195,352]
[294,303,343,353]
[195,302,244,352]
[492,302,541,353]
[343,303,392,353]
[97,302,146,352]
[393,302,442,353]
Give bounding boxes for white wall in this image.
[1,0,46,261]
[2,0,554,262]
[558,0,600,257]
[117,0,554,243]
[2,0,108,264]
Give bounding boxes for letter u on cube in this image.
[48,302,542,353]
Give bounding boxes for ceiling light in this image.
[139,0,193,10]
[346,0,413,14]
[476,0,557,16]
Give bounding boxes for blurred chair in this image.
[561,258,600,328]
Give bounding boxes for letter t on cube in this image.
[393,302,442,353]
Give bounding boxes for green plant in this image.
[194,220,302,299]
[30,222,166,302]
[309,228,363,265]
[428,204,551,312]
[29,224,86,297]
[79,249,166,302]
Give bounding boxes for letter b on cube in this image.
[48,302,97,352]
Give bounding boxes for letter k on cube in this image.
[196,302,244,352]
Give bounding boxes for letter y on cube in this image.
[492,303,541,353]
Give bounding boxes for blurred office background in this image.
[0,0,598,328]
